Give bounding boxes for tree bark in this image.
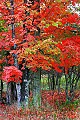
[0,80,3,103]
[21,68,30,108]
[10,0,21,108]
[32,69,41,108]
[6,82,12,105]
[51,71,55,90]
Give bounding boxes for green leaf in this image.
[52,22,58,27]
[55,0,61,3]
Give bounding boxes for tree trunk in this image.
[51,72,55,90]
[48,72,51,90]
[10,0,21,108]
[6,82,12,105]
[65,73,72,101]
[0,80,3,103]
[6,82,17,104]
[31,0,41,108]
[32,69,41,108]
[21,68,30,108]
[55,72,61,93]
[16,83,21,108]
[58,77,60,93]
[65,74,70,101]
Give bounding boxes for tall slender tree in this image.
[9,0,21,108]
[31,0,41,108]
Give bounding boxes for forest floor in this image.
[0,90,80,120]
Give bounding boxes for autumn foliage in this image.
[0,0,79,75]
[2,66,22,83]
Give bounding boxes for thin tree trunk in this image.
[6,82,12,105]
[0,80,3,103]
[16,83,21,108]
[74,74,80,90]
[51,72,55,90]
[65,66,80,101]
[55,72,61,93]
[21,68,30,108]
[48,72,51,90]
[33,69,41,108]
[56,72,59,86]
[65,74,69,101]
[29,0,41,108]
[65,74,72,101]
[10,0,21,108]
[58,78,60,93]
[69,66,79,100]
[19,0,31,108]
[70,72,75,100]
[6,55,13,104]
